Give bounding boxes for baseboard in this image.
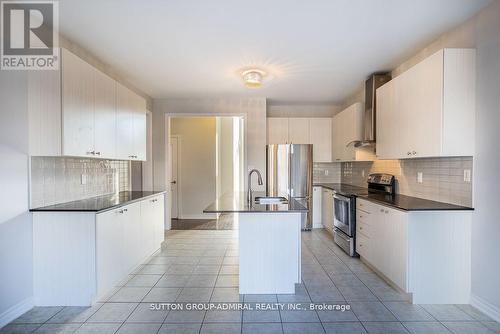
[0,297,34,329]
[470,293,500,322]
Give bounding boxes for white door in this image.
[170,136,179,219]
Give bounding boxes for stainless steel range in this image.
[333,174,395,256]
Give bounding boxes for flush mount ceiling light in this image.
[241,68,267,89]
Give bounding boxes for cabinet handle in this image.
[359,226,363,230]
[87,151,95,155]
[412,151,417,155]
[95,151,101,156]
[407,151,411,156]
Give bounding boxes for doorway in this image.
[168,116,244,230]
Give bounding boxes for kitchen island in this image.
[204,192,308,294]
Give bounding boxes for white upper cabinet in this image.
[376,48,475,159]
[267,118,289,144]
[62,49,95,157]
[28,48,147,161]
[331,103,375,162]
[309,118,332,162]
[93,68,117,159]
[116,83,147,161]
[267,117,332,162]
[288,118,310,144]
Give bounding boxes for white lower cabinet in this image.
[321,188,334,233]
[34,194,165,306]
[356,198,471,304]
[312,186,322,228]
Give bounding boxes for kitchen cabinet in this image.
[288,118,310,144]
[28,48,147,161]
[61,49,95,157]
[355,198,472,304]
[93,68,117,158]
[309,118,332,162]
[267,118,289,144]
[267,117,332,162]
[331,103,375,162]
[312,186,322,228]
[321,188,334,233]
[33,193,165,306]
[116,83,147,160]
[376,48,475,159]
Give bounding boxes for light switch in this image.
[464,169,471,183]
[81,174,87,185]
[417,172,423,183]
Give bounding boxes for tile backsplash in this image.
[341,157,473,207]
[313,162,341,183]
[30,157,130,208]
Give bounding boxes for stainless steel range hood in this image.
[351,73,391,148]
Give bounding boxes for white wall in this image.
[471,0,500,319]
[0,72,34,326]
[171,117,217,219]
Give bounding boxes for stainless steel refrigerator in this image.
[266,144,313,230]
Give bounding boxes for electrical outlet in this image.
[81,174,87,185]
[417,172,423,183]
[324,170,329,176]
[464,169,471,183]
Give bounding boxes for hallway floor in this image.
[2,229,498,334]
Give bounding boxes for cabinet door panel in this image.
[288,118,310,144]
[312,186,322,227]
[94,69,116,159]
[122,202,142,271]
[309,118,332,162]
[96,209,124,298]
[376,81,397,159]
[154,196,165,247]
[116,83,135,160]
[410,51,443,158]
[62,49,94,157]
[267,118,289,144]
[132,95,147,161]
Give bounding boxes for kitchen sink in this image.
[254,196,288,204]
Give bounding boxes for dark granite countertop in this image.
[314,183,369,196]
[313,183,473,211]
[30,191,166,213]
[204,192,308,213]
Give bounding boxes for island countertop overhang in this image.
[203,192,308,213]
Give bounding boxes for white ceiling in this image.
[58,0,489,103]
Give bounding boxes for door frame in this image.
[169,135,181,219]
[164,113,247,229]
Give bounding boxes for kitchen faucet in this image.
[247,169,263,204]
